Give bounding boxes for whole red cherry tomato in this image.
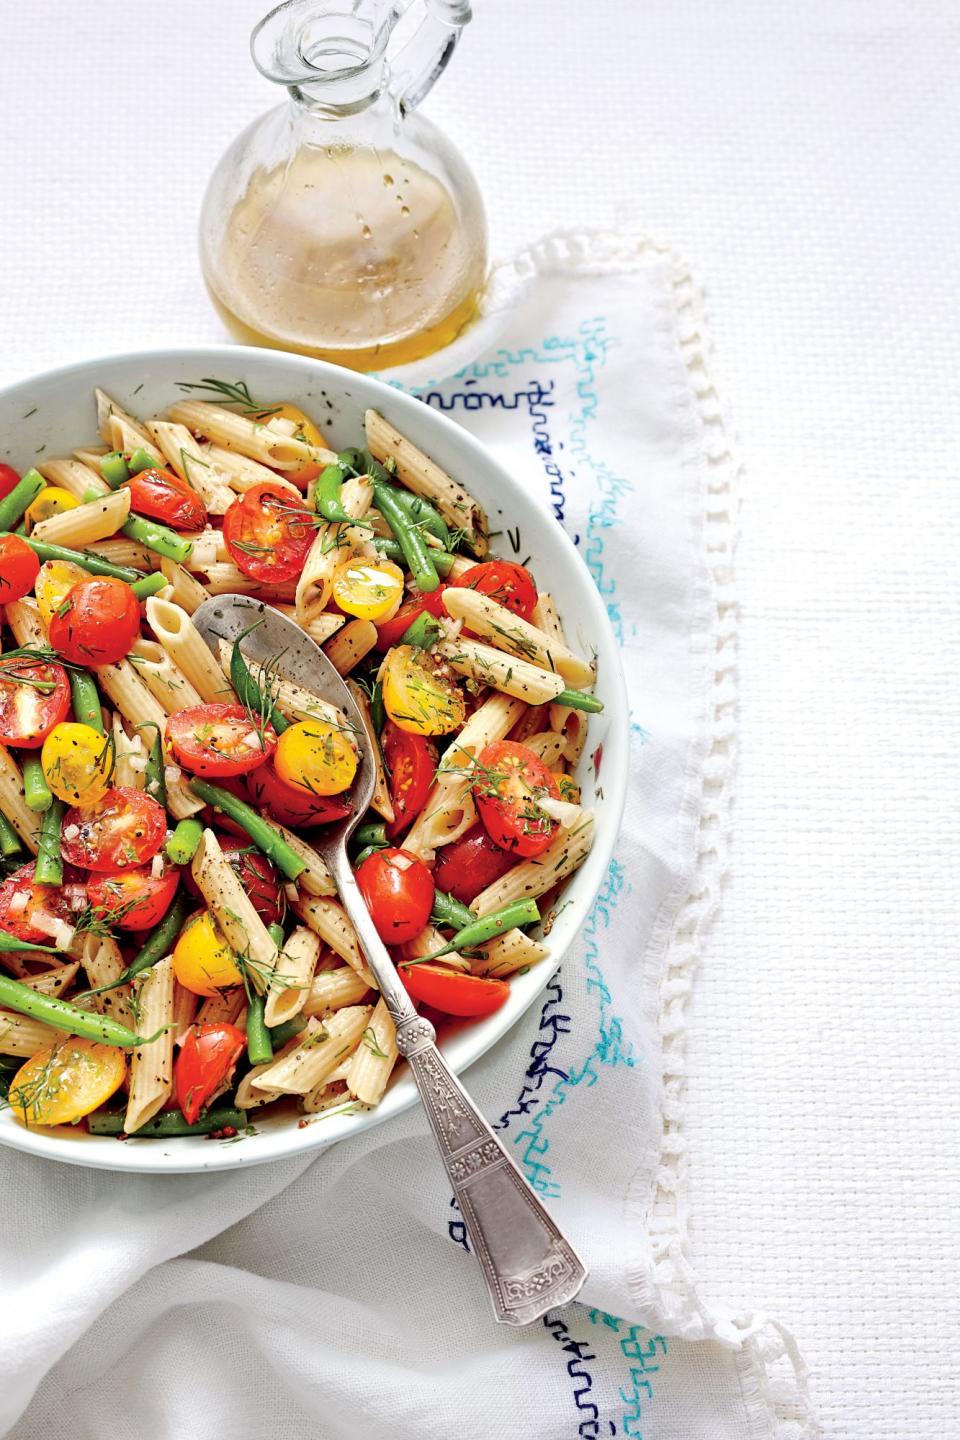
[355,846,434,945]
[0,534,40,603]
[175,1023,246,1125]
[127,467,207,531]
[47,577,141,666]
[433,823,517,904]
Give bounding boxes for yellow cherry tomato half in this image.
[553,772,581,804]
[25,486,80,532]
[41,721,115,805]
[382,644,466,737]
[331,557,405,623]
[262,402,325,487]
[172,910,244,997]
[35,558,90,629]
[9,1038,125,1127]
[275,718,358,796]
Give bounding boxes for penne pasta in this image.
[263,925,321,1027]
[295,475,373,623]
[0,746,42,852]
[364,408,488,555]
[442,587,596,688]
[107,414,164,466]
[292,895,376,988]
[95,388,148,448]
[206,443,301,495]
[146,596,235,704]
[197,561,299,602]
[346,996,398,1106]
[302,965,372,1017]
[90,537,156,569]
[471,812,596,916]
[470,930,549,979]
[346,679,394,823]
[172,981,199,1045]
[20,962,81,996]
[4,597,46,648]
[80,935,136,1032]
[250,1005,371,1096]
[111,715,145,788]
[533,593,588,762]
[196,988,246,1027]
[94,657,169,734]
[435,636,566,705]
[400,925,471,974]
[129,638,204,713]
[144,419,236,513]
[273,604,345,646]
[300,1078,352,1115]
[167,399,336,473]
[191,829,279,980]
[30,488,131,547]
[0,1011,61,1057]
[323,618,377,676]
[37,456,108,500]
[157,558,209,614]
[124,956,175,1133]
[258,818,335,897]
[520,731,567,767]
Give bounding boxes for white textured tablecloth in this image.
[2,3,959,1437]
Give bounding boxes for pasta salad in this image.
[0,383,600,1140]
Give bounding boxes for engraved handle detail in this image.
[395,1014,587,1325]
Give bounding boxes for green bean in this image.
[369,677,386,737]
[34,799,64,886]
[421,899,541,960]
[230,636,288,734]
[69,669,104,733]
[0,470,46,532]
[0,811,23,859]
[430,888,475,933]
[165,818,203,865]
[399,610,441,650]
[87,1104,246,1137]
[5,534,142,583]
[246,994,273,1065]
[127,446,157,475]
[268,1013,307,1047]
[554,688,604,713]
[0,930,57,955]
[353,845,381,868]
[371,479,439,594]
[371,535,457,576]
[316,463,358,525]
[388,488,450,547]
[135,723,166,807]
[188,779,305,881]
[130,572,168,601]
[268,923,285,948]
[100,452,130,488]
[354,821,386,850]
[22,756,52,813]
[336,448,367,476]
[0,973,152,1046]
[121,514,193,563]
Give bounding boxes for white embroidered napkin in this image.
[0,234,814,1440]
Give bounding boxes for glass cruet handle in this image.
[386,0,473,113]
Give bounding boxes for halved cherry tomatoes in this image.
[127,466,207,531]
[473,740,560,858]
[452,561,537,620]
[433,822,517,904]
[382,723,437,838]
[60,786,167,872]
[0,655,70,748]
[275,719,357,795]
[41,722,114,805]
[374,588,449,651]
[172,911,242,996]
[0,463,22,501]
[25,487,78,530]
[331,557,405,623]
[355,846,434,945]
[175,1022,246,1124]
[35,559,88,630]
[87,866,179,931]
[166,703,277,778]
[246,760,353,829]
[0,534,40,603]
[256,402,324,488]
[0,862,86,945]
[183,838,283,926]
[381,645,465,737]
[399,963,510,1019]
[10,1038,126,1127]
[47,576,141,666]
[222,482,315,583]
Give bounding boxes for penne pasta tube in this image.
[158,558,208,614]
[4,598,46,648]
[165,766,206,821]
[90,537,156,569]
[95,388,148,448]
[435,637,566,705]
[178,527,230,567]
[129,638,204,713]
[251,1005,371,1096]
[441,588,595,688]
[300,1078,352,1115]
[197,562,298,602]
[273,604,345,646]
[258,818,335,897]
[471,812,596,916]
[295,475,373,623]
[508,705,552,744]
[400,925,470,974]
[20,962,80,996]
[346,679,394,823]
[206,444,301,495]
[146,597,235,704]
[80,935,136,1032]
[196,988,246,1027]
[94,658,169,734]
[438,692,528,775]
[111,715,145,788]
[263,925,321,1027]
[167,399,336,473]
[215,641,351,735]
[0,746,42,852]
[107,414,164,466]
[364,408,488,556]
[346,996,398,1106]
[292,896,376,988]
[144,420,236,513]
[235,1057,288,1110]
[30,488,131,547]
[520,731,567,767]
[37,456,108,500]
[172,981,199,1045]
[124,956,175,1133]
[323,618,377,676]
[470,929,549,979]
[302,965,372,1017]
[445,555,478,582]
[0,1010,60,1057]
[400,778,474,862]
[532,593,585,760]
[191,829,279,980]
[72,445,108,470]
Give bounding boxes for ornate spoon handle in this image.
[394,1012,587,1325]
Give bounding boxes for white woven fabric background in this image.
[1,3,958,1437]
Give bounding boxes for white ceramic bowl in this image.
[0,347,628,1173]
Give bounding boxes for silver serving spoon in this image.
[193,594,587,1326]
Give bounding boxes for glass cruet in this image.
[199,0,489,371]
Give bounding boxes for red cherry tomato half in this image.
[246,761,353,829]
[355,846,434,945]
[127,467,207,531]
[87,866,179,931]
[183,837,283,925]
[399,962,510,1019]
[222,482,315,584]
[473,740,560,858]
[47,576,141,666]
[166,704,277,779]
[433,822,517,905]
[175,1022,246,1125]
[0,863,86,945]
[452,561,538,621]
[374,588,449,651]
[0,655,70,748]
[382,723,437,839]
[60,786,167,872]
[0,534,41,604]
[0,464,22,502]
